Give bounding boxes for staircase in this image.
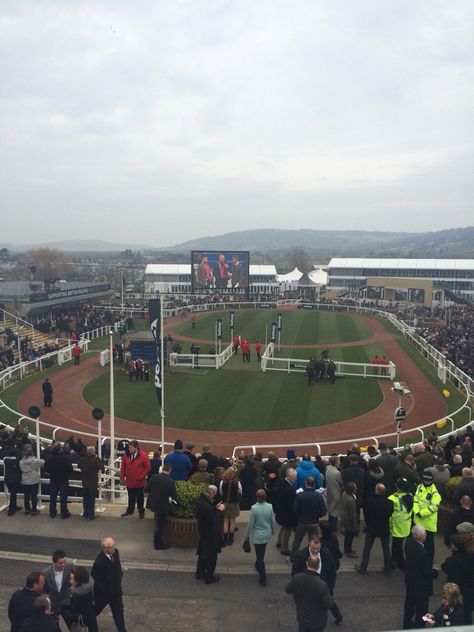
[1,311,67,361]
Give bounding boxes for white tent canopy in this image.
[276,267,303,283]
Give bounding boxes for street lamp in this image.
[92,407,106,513]
[27,405,44,510]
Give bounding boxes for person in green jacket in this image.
[413,471,441,569]
[388,478,413,570]
[244,489,276,586]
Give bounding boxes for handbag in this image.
[71,615,88,632]
[242,537,251,553]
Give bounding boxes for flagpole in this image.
[121,271,124,315]
[160,294,165,456]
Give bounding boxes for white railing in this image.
[169,341,234,370]
[216,342,234,369]
[262,355,396,379]
[261,341,274,372]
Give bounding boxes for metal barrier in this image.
[169,341,234,370]
[262,355,396,379]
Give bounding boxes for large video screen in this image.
[191,250,250,292]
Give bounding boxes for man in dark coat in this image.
[42,378,53,407]
[145,463,177,549]
[377,442,398,495]
[273,467,297,555]
[291,534,338,595]
[195,485,224,584]
[453,468,474,504]
[394,453,421,494]
[286,556,343,630]
[444,495,474,545]
[19,595,60,632]
[44,442,73,519]
[355,483,393,575]
[91,537,127,632]
[403,525,433,630]
[201,445,218,473]
[8,572,45,632]
[291,477,327,559]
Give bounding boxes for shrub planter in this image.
[164,515,199,548]
[163,480,207,548]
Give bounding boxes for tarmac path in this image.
[16,312,447,456]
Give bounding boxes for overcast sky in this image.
[1,1,473,247]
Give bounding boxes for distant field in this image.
[173,309,372,346]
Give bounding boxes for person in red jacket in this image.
[233,334,240,355]
[255,341,262,362]
[241,339,250,363]
[379,355,389,376]
[120,440,151,518]
[371,355,379,376]
[72,343,81,366]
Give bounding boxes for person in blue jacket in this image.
[164,440,192,481]
[296,455,322,490]
[244,489,276,586]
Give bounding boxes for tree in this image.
[24,248,71,280]
[288,247,312,273]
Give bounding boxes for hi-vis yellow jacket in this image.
[413,483,441,533]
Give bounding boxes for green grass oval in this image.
[82,360,383,432]
[173,309,372,346]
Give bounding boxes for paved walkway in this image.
[0,501,451,575]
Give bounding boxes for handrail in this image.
[1,306,35,331]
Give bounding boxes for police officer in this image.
[413,470,441,569]
[388,478,413,570]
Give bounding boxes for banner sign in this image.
[277,313,282,331]
[229,311,235,329]
[217,319,223,340]
[271,321,277,342]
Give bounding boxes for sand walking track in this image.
[17,312,447,456]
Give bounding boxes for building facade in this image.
[327,258,474,304]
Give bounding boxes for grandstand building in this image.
[327,258,474,305]
[144,264,279,295]
[0,280,112,317]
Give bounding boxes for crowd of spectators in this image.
[33,305,121,339]
[2,425,474,630]
[416,306,474,378]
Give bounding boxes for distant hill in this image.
[4,227,474,259]
[171,227,474,258]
